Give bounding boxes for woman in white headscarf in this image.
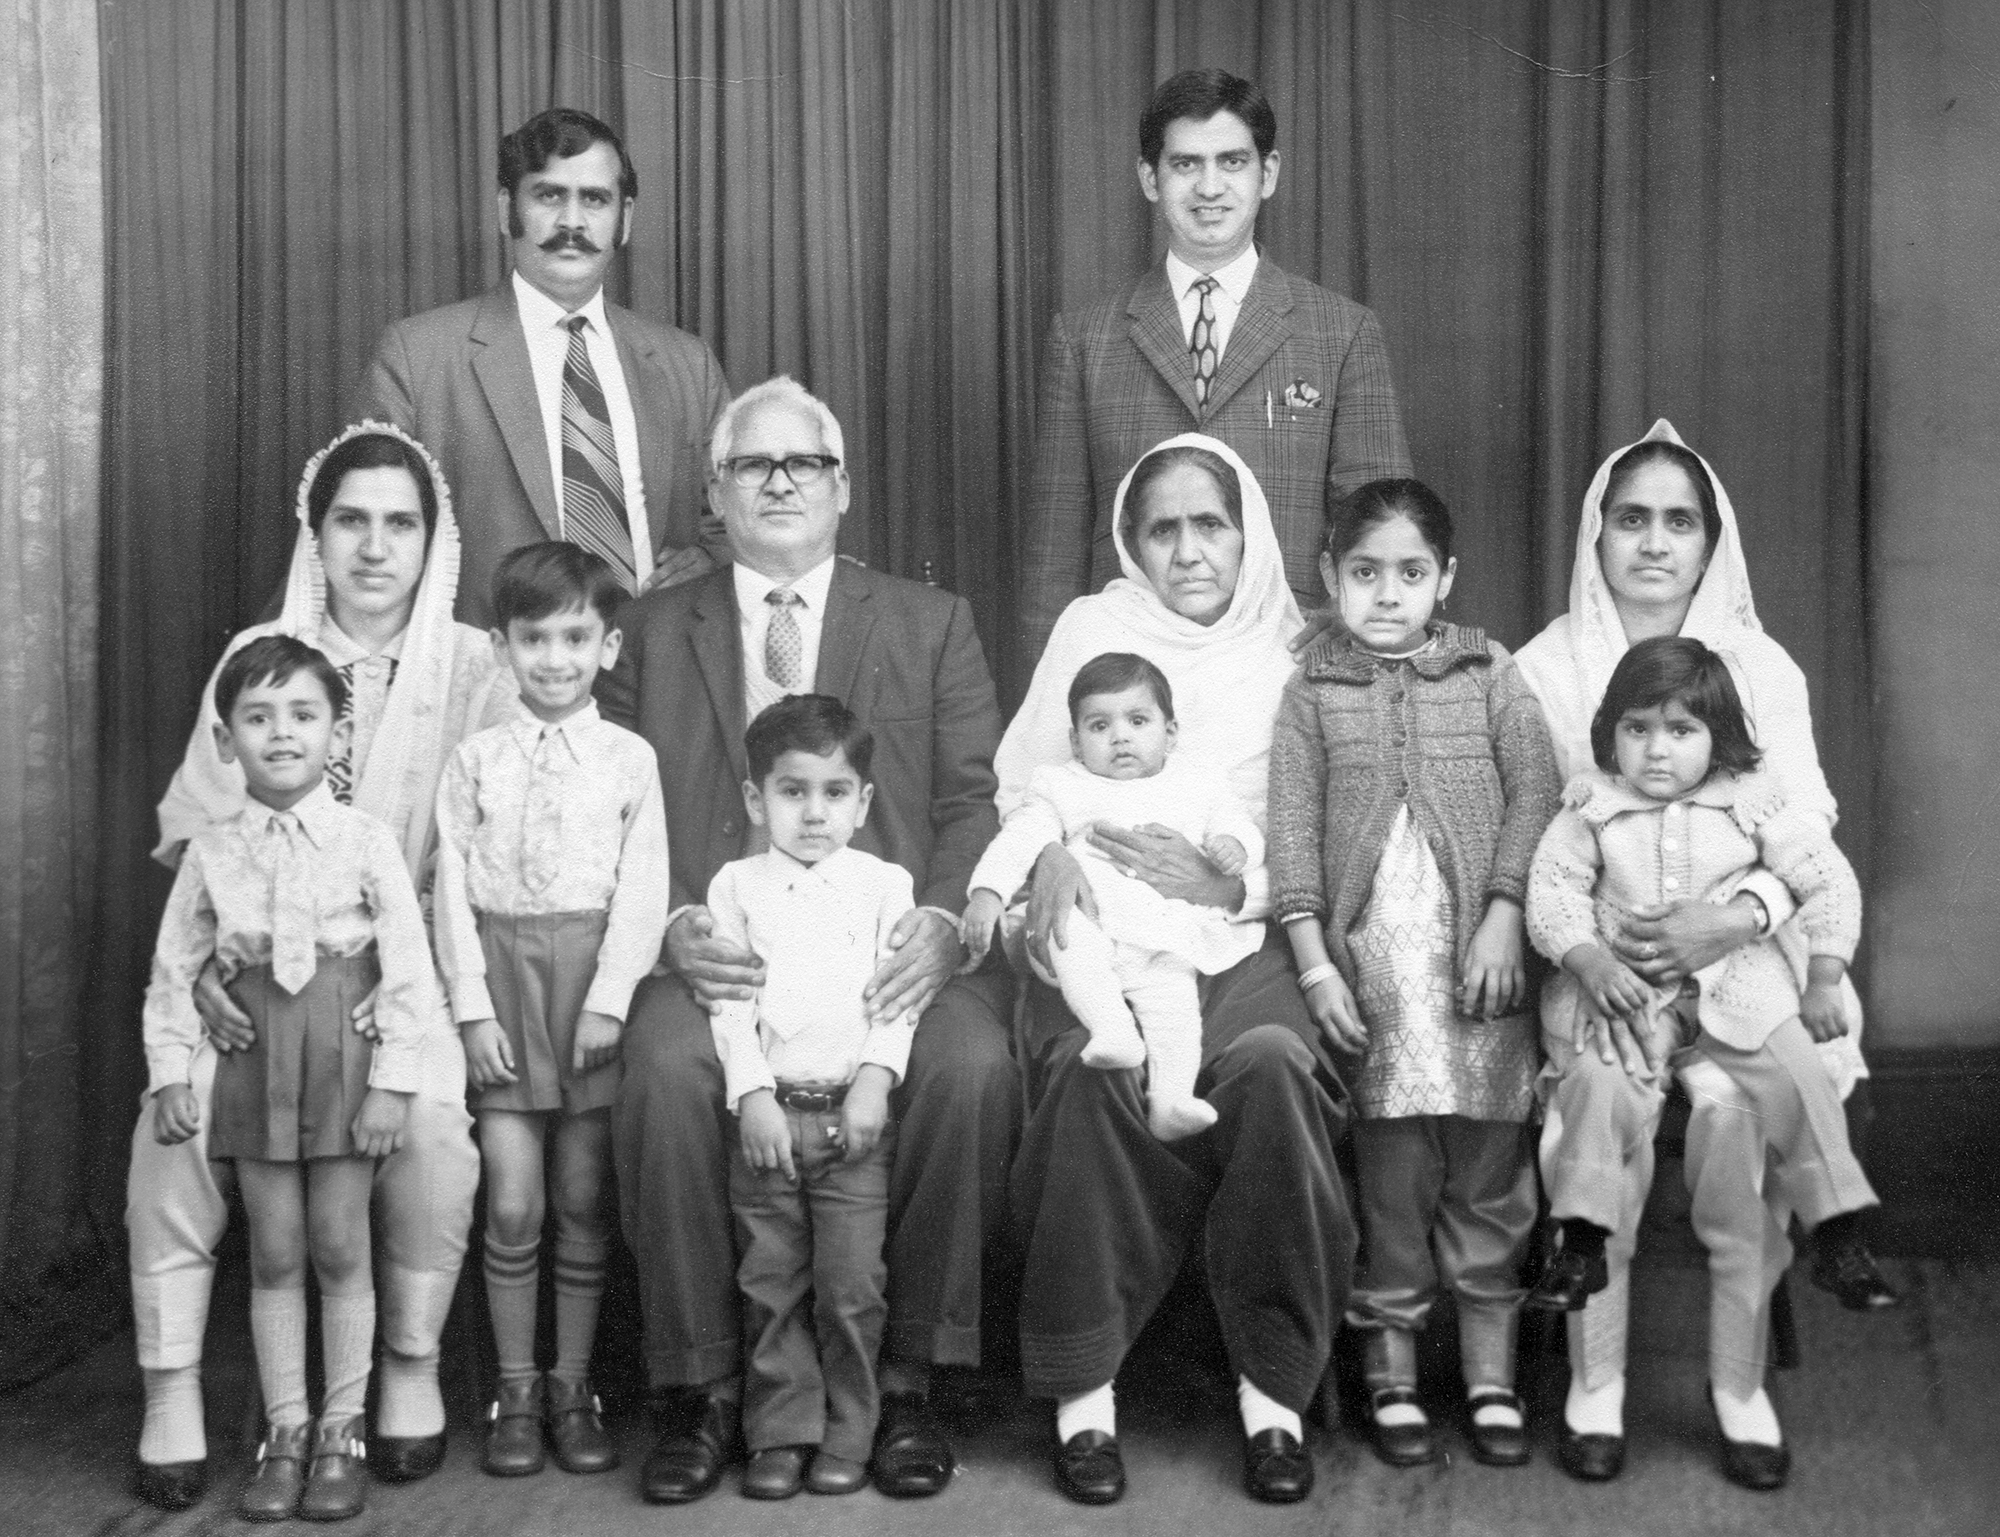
[1513,420,1889,1488]
[1004,435,1348,1509]
[130,423,514,1508]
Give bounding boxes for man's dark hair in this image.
[1139,69,1277,166]
[1591,636,1763,777]
[499,107,637,202]
[746,693,874,785]
[307,430,438,536]
[492,541,626,628]
[1067,652,1175,725]
[215,634,347,722]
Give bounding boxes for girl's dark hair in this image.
[215,634,348,721]
[1600,440,1723,555]
[307,431,439,536]
[1119,443,1242,555]
[1590,636,1762,777]
[493,540,626,627]
[1323,477,1453,566]
[746,693,874,785]
[1066,652,1175,723]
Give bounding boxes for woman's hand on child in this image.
[1090,823,1244,910]
[666,906,767,1007]
[573,1011,624,1074]
[152,1083,200,1145]
[1800,980,1848,1042]
[865,909,961,1025]
[958,890,1005,974]
[838,1066,896,1163]
[352,1088,412,1158]
[1287,607,1341,654]
[193,959,256,1052]
[1303,969,1369,1055]
[1576,1005,1665,1081]
[1025,844,1096,985]
[1614,898,1760,983]
[739,1090,796,1184]
[1204,835,1249,877]
[348,985,381,1042]
[1564,944,1651,1023]
[1461,899,1527,1017]
[461,1019,518,1089]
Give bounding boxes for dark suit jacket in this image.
[598,560,1002,916]
[351,283,731,627]
[1020,256,1410,662]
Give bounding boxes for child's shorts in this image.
[211,951,379,1161]
[472,909,616,1115]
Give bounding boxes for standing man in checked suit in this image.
[353,107,730,627]
[1020,69,1411,664]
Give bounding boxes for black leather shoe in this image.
[133,1459,207,1511]
[640,1391,732,1504]
[240,1423,312,1522]
[1243,1428,1313,1503]
[871,1391,954,1497]
[298,1414,369,1522]
[805,1450,869,1494]
[1525,1246,1610,1312]
[741,1446,809,1500]
[1812,1242,1900,1311]
[545,1377,619,1475]
[1557,1424,1626,1482]
[1055,1429,1125,1505]
[1466,1389,1531,1467]
[370,1433,445,1484]
[1368,1388,1435,1467]
[482,1376,545,1477]
[1709,1391,1788,1492]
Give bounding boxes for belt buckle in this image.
[783,1088,835,1113]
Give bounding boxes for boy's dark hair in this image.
[1067,652,1175,724]
[746,694,874,785]
[1139,69,1277,166]
[1591,635,1763,776]
[498,106,637,202]
[307,430,438,535]
[215,634,347,722]
[1601,439,1723,555]
[1324,477,1454,566]
[492,541,626,627]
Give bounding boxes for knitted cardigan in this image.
[1268,623,1562,984]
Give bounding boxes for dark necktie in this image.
[561,315,637,590]
[1190,275,1219,409]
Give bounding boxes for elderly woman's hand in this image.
[1025,843,1098,985]
[1086,823,1245,910]
[1612,896,1762,983]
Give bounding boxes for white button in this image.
[1664,877,1680,890]
[1662,837,1678,851]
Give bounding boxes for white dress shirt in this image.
[733,556,837,720]
[1166,245,1260,363]
[513,271,653,586]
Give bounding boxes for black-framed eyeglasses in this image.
[719,453,841,489]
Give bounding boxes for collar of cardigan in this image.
[1299,621,1490,683]
[1565,766,1784,832]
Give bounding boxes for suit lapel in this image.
[610,306,671,560]
[1126,266,1201,418]
[1204,257,1295,415]
[814,562,876,709]
[472,285,561,539]
[690,577,749,787]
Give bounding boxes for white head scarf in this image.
[996,433,1303,828]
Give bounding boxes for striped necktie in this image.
[1190,275,1219,409]
[561,315,637,590]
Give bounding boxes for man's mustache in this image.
[540,231,601,254]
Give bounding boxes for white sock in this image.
[320,1291,377,1423]
[1055,1381,1116,1442]
[376,1264,453,1438]
[1564,1371,1625,1437]
[1372,1392,1427,1428]
[249,1287,310,1430]
[1237,1376,1301,1440]
[1711,1383,1783,1446]
[1468,1381,1522,1428]
[138,1366,207,1464]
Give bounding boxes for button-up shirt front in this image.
[1166,244,1260,363]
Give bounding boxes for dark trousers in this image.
[1011,945,1357,1412]
[731,1113,893,1462]
[614,967,1019,1388]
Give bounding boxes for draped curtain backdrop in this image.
[11,0,1867,1382]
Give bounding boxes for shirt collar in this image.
[316,615,407,667]
[734,555,838,616]
[242,780,340,847]
[760,843,853,885]
[512,269,609,337]
[1166,245,1260,307]
[507,698,599,757]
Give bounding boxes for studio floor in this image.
[3,1242,1996,1537]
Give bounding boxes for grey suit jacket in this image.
[1020,256,1410,663]
[352,283,731,626]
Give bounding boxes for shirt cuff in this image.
[581,971,638,1023]
[1734,869,1796,931]
[712,1006,776,1113]
[145,1046,195,1098]
[859,1021,915,1086]
[450,977,496,1025]
[1236,865,1272,921]
[366,1041,426,1095]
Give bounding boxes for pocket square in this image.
[1283,378,1323,410]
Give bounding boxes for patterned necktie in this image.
[269,814,316,995]
[1190,275,1219,409]
[765,588,804,692]
[522,729,565,894]
[560,315,637,591]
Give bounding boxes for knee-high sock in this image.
[249,1287,310,1431]
[551,1231,608,1386]
[483,1233,541,1386]
[139,1366,206,1465]
[320,1291,376,1423]
[376,1263,456,1439]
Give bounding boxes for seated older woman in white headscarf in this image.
[1513,421,1894,1492]
[1001,434,1352,1509]
[130,423,515,1509]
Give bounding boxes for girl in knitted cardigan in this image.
[1269,480,1560,1470]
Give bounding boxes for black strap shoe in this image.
[1465,1389,1531,1467]
[1243,1427,1313,1503]
[1368,1388,1435,1467]
[133,1458,208,1511]
[1055,1429,1125,1505]
[370,1432,445,1484]
[1709,1388,1788,1492]
[1557,1424,1626,1482]
[640,1391,732,1504]
[871,1391,954,1497]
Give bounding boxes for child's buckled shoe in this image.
[483,1375,547,1476]
[1368,1387,1436,1467]
[299,1414,368,1522]
[240,1421,312,1522]
[545,1375,620,1474]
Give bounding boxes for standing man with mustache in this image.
[354,108,730,628]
